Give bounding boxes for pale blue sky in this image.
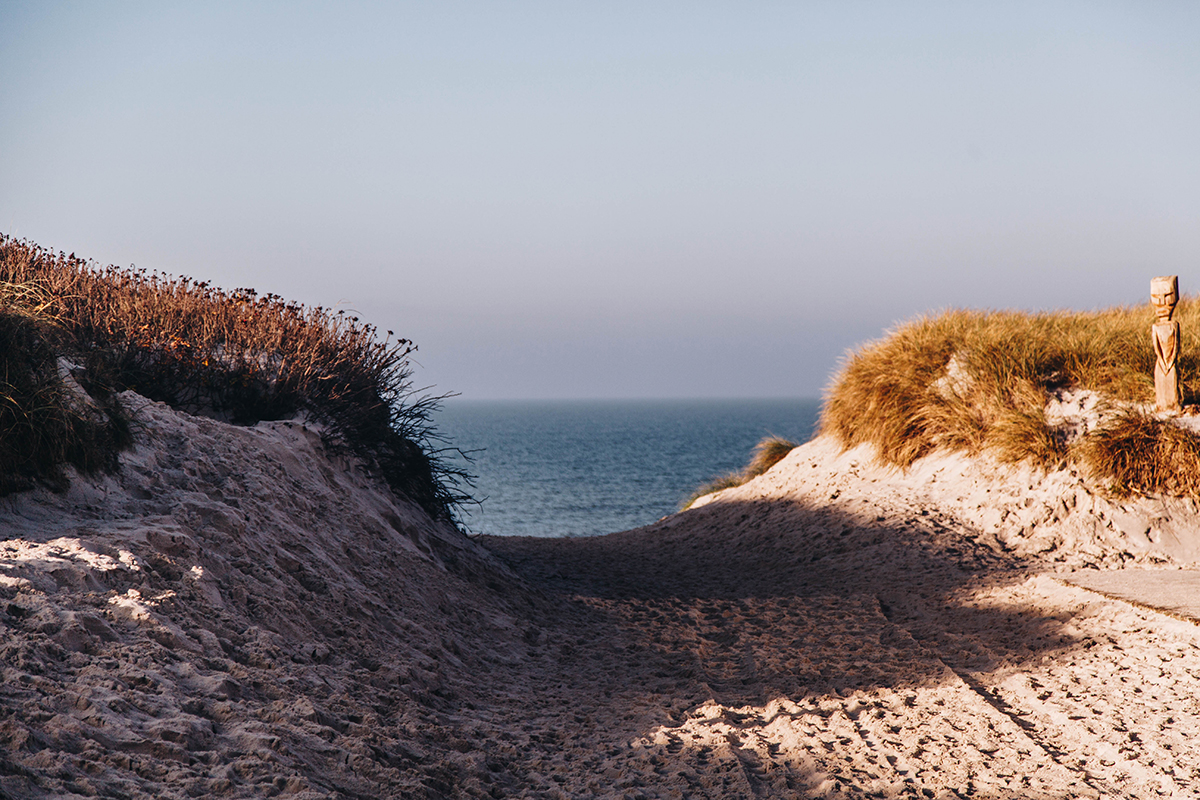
[3,2,1199,398]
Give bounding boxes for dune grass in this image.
[821,300,1200,497]
[0,282,132,494]
[1076,411,1200,498]
[0,236,469,519]
[682,435,799,509]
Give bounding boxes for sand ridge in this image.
[4,397,1200,797]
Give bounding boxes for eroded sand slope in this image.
[0,394,558,798]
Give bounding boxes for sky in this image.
[3,2,1199,399]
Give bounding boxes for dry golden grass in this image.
[1078,411,1200,498]
[682,435,798,510]
[745,435,801,479]
[0,236,468,518]
[821,300,1200,497]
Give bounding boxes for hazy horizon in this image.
[4,2,1198,400]
[436,394,825,403]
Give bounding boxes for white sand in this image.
[5,395,1200,798]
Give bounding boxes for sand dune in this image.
[4,395,1200,798]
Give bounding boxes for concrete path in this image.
[1060,568,1200,621]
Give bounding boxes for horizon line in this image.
[436,395,823,403]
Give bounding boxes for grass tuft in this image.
[682,435,798,510]
[1076,411,1200,498]
[745,435,801,479]
[0,288,131,494]
[0,236,470,520]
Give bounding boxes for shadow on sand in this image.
[483,495,1077,704]
[469,496,1108,797]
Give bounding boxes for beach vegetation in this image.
[821,301,1200,497]
[682,435,798,509]
[0,280,131,494]
[1075,411,1200,498]
[0,236,470,520]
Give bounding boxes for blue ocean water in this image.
[434,398,822,538]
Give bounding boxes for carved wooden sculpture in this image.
[1151,275,1181,413]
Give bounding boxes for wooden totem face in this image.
[1151,276,1178,322]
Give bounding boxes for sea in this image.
[434,398,822,538]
